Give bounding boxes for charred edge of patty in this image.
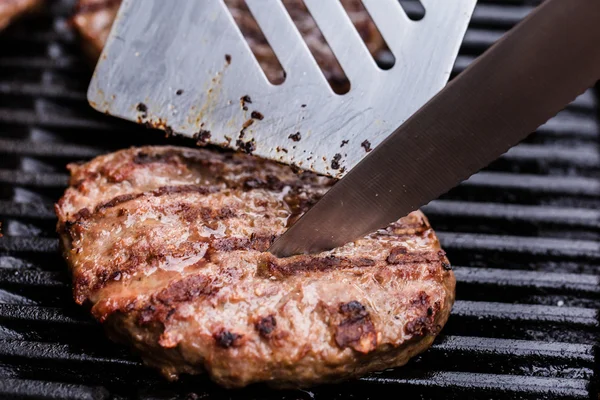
[404,291,444,338]
[334,301,377,353]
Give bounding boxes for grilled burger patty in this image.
[72,0,384,88]
[0,0,41,30]
[55,146,455,388]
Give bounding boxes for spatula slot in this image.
[282,0,350,94]
[398,0,426,21]
[223,0,286,85]
[340,0,395,70]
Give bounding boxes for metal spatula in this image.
[88,0,475,178]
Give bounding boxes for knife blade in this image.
[269,0,600,257]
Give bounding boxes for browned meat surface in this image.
[55,146,455,388]
[72,0,384,89]
[0,0,41,30]
[71,0,119,61]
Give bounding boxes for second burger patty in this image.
[55,145,455,388]
[0,0,41,31]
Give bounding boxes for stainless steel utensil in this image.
[87,0,475,178]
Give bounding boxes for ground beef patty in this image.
[55,146,455,388]
[0,0,41,31]
[71,0,384,89]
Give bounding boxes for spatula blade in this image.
[88,0,475,178]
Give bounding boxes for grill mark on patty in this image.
[73,215,273,297]
[258,250,443,278]
[151,184,222,197]
[155,274,214,305]
[67,184,225,225]
[211,233,276,253]
[386,247,448,266]
[258,255,376,278]
[78,233,273,299]
[80,241,209,301]
[386,246,441,264]
[96,193,145,212]
[138,274,217,325]
[166,203,237,223]
[334,301,377,353]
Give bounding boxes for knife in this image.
[269,0,600,257]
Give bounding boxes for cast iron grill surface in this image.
[0,1,598,399]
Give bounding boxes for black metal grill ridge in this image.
[0,0,598,399]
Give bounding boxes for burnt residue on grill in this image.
[288,132,301,142]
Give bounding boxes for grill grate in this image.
[0,1,598,399]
